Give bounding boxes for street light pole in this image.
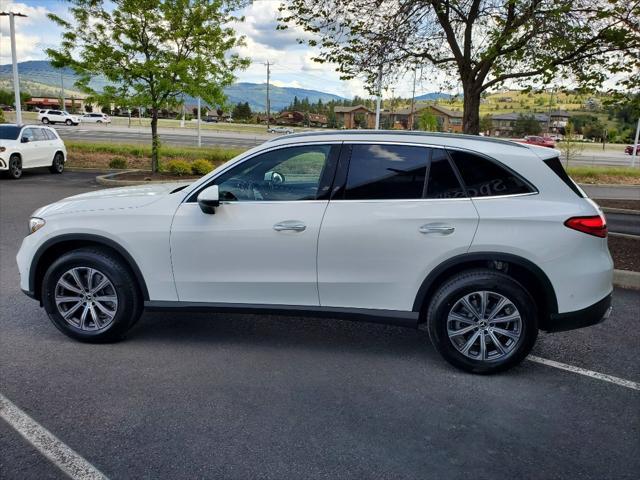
[1,12,27,124]
[197,97,202,147]
[632,117,639,168]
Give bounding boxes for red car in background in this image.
[523,135,556,148]
[624,144,640,155]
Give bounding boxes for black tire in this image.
[42,247,143,343]
[42,118,50,124]
[65,119,73,126]
[6,154,22,179]
[425,269,538,374]
[49,152,65,174]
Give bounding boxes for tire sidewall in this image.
[8,155,22,179]
[42,118,49,124]
[65,119,72,125]
[52,153,64,173]
[42,250,140,342]
[427,271,538,374]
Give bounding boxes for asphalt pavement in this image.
[1,171,639,479]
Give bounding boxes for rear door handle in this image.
[273,220,307,232]
[419,223,455,235]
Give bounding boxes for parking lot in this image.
[1,170,639,479]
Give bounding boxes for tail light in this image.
[564,216,607,238]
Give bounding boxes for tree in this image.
[559,122,584,167]
[232,101,252,121]
[418,110,438,131]
[479,115,493,135]
[280,1,639,134]
[47,0,248,172]
[512,115,542,137]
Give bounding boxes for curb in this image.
[601,207,640,215]
[613,269,640,290]
[66,167,117,173]
[95,170,197,187]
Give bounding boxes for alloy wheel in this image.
[447,290,522,361]
[54,267,119,331]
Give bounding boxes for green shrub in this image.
[191,159,214,175]
[165,160,192,176]
[108,157,128,169]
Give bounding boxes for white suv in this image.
[16,131,613,373]
[38,110,81,126]
[1,124,66,179]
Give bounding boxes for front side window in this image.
[343,144,428,200]
[448,149,534,197]
[22,128,36,142]
[214,145,333,202]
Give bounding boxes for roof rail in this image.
[266,129,528,148]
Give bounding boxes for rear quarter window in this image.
[543,156,584,197]
[448,149,535,197]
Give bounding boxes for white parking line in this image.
[0,393,109,480]
[528,355,640,391]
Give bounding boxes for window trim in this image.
[185,141,343,203]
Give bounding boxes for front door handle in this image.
[273,220,306,232]
[419,223,455,235]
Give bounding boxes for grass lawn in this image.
[566,166,640,185]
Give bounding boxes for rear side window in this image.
[543,157,584,197]
[344,144,428,199]
[44,129,58,140]
[425,149,466,198]
[448,150,534,197]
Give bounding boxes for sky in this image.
[0,0,448,99]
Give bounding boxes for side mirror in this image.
[197,185,219,214]
[21,136,29,143]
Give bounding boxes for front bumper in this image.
[543,293,612,333]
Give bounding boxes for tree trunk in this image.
[462,86,482,135]
[150,108,159,173]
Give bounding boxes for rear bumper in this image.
[543,293,612,333]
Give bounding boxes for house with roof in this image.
[383,104,463,132]
[276,110,327,127]
[489,112,550,137]
[334,105,375,129]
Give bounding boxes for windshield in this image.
[0,125,21,140]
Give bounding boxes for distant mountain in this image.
[415,92,456,101]
[0,60,345,111]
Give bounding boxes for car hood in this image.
[33,182,191,218]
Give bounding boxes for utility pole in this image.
[60,72,66,112]
[197,97,202,147]
[265,60,271,130]
[1,11,27,124]
[409,66,417,131]
[632,117,639,168]
[375,65,382,130]
[546,86,555,134]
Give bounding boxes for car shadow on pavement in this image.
[128,311,442,361]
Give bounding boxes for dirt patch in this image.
[67,151,152,170]
[108,171,199,182]
[609,235,640,272]
[597,199,640,211]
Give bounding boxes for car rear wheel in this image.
[6,155,22,179]
[42,248,143,343]
[49,152,64,174]
[65,119,73,126]
[425,269,538,374]
[41,118,49,124]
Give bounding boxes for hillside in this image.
[0,61,345,111]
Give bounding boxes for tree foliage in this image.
[512,114,542,137]
[47,0,249,172]
[279,0,639,134]
[232,101,252,121]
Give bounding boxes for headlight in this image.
[28,217,46,235]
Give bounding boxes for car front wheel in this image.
[65,119,73,126]
[426,269,538,374]
[42,248,143,342]
[6,154,22,179]
[49,152,64,174]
